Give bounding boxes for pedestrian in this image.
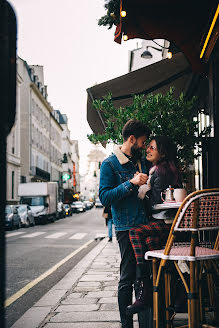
[99,119,151,328]
[103,205,113,242]
[126,135,182,315]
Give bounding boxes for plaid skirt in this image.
[129,220,170,264]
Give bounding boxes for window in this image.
[12,171,14,199]
[12,130,15,154]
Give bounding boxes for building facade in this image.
[6,57,64,203]
[80,145,106,200]
[53,111,80,197]
[6,72,22,204]
[6,57,80,204]
[128,39,170,72]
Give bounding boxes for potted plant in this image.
[88,88,211,191]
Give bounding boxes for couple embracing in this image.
[99,119,182,328]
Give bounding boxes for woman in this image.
[126,135,182,315]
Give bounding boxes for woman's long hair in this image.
[151,136,181,186]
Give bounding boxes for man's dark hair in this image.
[122,119,151,141]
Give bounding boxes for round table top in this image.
[153,202,182,210]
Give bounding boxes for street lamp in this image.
[141,45,172,59]
[141,46,162,59]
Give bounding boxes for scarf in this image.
[138,166,157,200]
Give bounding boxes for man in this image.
[99,119,151,328]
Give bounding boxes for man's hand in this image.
[130,173,148,186]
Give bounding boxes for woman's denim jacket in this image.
[99,146,150,231]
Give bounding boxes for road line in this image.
[69,233,87,239]
[5,239,93,307]
[45,232,67,239]
[20,232,46,238]
[6,232,26,238]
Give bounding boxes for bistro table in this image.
[152,201,182,223]
[153,201,182,210]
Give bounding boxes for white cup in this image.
[173,188,187,202]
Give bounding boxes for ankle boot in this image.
[126,279,153,315]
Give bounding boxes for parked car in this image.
[83,200,93,210]
[16,204,35,227]
[95,199,103,208]
[5,205,22,230]
[71,201,85,213]
[63,204,72,217]
[57,202,66,219]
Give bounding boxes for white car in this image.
[16,204,35,227]
[71,201,85,213]
[95,199,103,208]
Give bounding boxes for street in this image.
[5,207,107,328]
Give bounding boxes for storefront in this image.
[87,1,219,188]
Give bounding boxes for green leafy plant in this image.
[87,88,211,179]
[98,0,120,29]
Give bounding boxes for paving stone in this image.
[85,291,115,298]
[87,271,116,275]
[66,292,83,298]
[100,303,118,311]
[103,285,118,291]
[56,304,100,312]
[89,268,118,272]
[61,297,98,305]
[104,281,118,287]
[74,286,100,292]
[77,281,101,287]
[90,265,111,270]
[98,297,117,304]
[50,311,120,322]
[80,275,114,281]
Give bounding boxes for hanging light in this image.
[120,10,127,17]
[141,46,162,59]
[167,51,172,59]
[123,33,128,41]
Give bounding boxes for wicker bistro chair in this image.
[145,188,219,328]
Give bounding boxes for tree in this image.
[87,88,211,181]
[98,0,120,30]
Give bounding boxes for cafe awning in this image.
[87,52,193,135]
[114,1,219,73]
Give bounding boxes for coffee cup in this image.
[173,188,187,202]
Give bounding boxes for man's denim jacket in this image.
[99,145,150,231]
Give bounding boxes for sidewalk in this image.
[11,238,124,328]
[11,237,188,328]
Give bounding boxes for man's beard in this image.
[131,144,143,160]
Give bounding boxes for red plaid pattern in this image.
[129,221,170,264]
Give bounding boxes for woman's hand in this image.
[130,172,148,186]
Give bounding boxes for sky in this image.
[8,0,140,174]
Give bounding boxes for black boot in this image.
[126,278,152,315]
[126,263,153,316]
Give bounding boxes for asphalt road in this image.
[5,207,108,327]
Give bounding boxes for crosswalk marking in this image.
[69,233,87,240]
[6,231,90,240]
[21,232,46,238]
[45,232,67,239]
[6,232,26,238]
